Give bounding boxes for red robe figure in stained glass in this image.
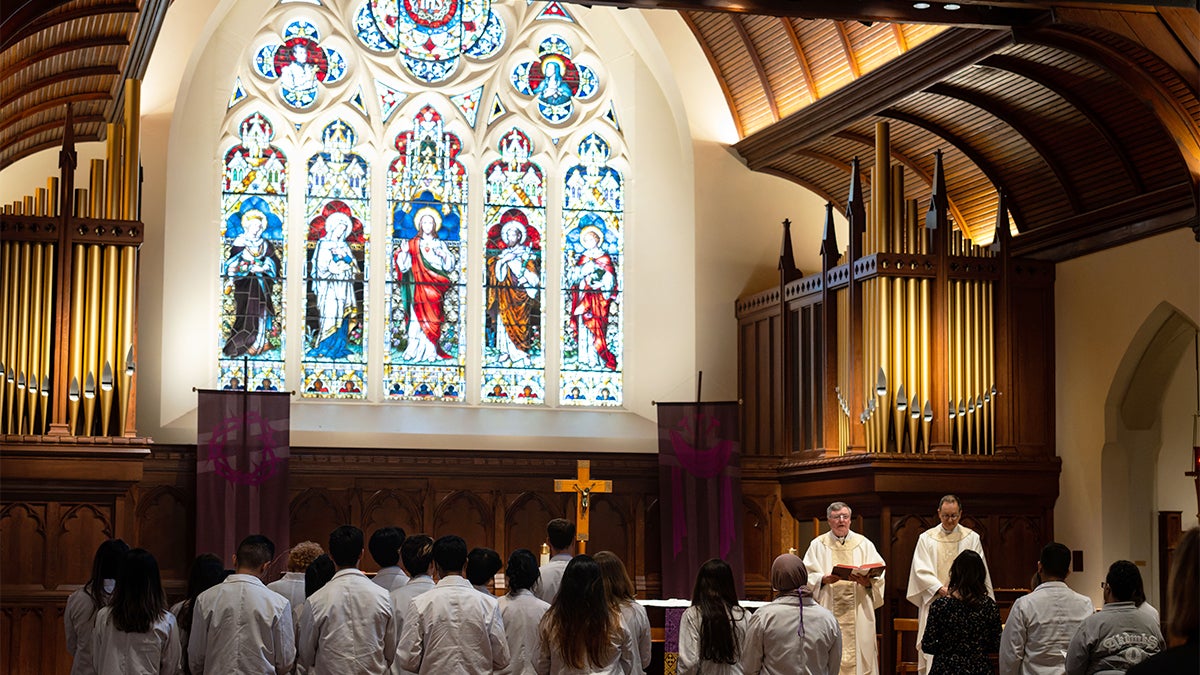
[394,207,454,361]
[568,225,617,371]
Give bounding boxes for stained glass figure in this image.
[355,0,506,83]
[220,113,288,390]
[385,105,468,400]
[252,19,346,109]
[482,128,545,403]
[561,132,622,406]
[302,120,370,398]
[511,34,598,124]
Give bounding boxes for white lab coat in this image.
[999,581,1095,675]
[534,555,572,603]
[374,566,410,592]
[803,531,885,675]
[65,581,113,675]
[678,604,748,675]
[535,617,636,675]
[188,573,295,675]
[742,595,842,675]
[618,600,652,672]
[396,575,509,675]
[388,575,436,675]
[498,588,550,675]
[91,606,181,675]
[296,568,396,675]
[905,525,992,675]
[267,571,307,623]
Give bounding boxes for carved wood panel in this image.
[588,494,631,565]
[134,487,191,581]
[0,504,48,589]
[434,491,492,550]
[504,492,557,560]
[289,488,349,552]
[361,489,424,573]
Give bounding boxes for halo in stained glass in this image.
[511,34,595,125]
[256,20,344,110]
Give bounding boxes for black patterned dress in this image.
[920,595,1002,675]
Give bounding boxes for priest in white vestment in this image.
[906,495,993,675]
[803,502,885,675]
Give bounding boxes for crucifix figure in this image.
[554,460,612,554]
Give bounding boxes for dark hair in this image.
[939,495,961,510]
[85,539,130,608]
[109,548,168,633]
[177,554,225,633]
[1165,527,1198,641]
[329,525,364,568]
[506,549,540,591]
[1105,560,1141,602]
[369,527,406,568]
[1039,542,1072,579]
[305,554,336,597]
[948,550,989,606]
[466,548,503,587]
[594,551,636,604]
[540,555,616,669]
[401,534,435,576]
[236,534,275,570]
[690,558,741,664]
[433,535,468,573]
[547,518,576,551]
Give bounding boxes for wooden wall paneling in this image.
[133,486,190,583]
[360,489,425,573]
[289,488,349,553]
[0,503,48,589]
[588,494,631,567]
[643,498,662,598]
[433,491,492,549]
[741,496,771,599]
[996,515,1042,589]
[504,492,556,563]
[56,503,112,590]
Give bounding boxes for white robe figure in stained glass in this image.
[568,225,617,371]
[279,44,318,103]
[310,211,359,359]
[487,213,540,367]
[394,208,455,362]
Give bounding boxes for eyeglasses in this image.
[829,514,851,521]
[939,513,961,520]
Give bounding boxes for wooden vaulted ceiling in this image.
[0,0,169,169]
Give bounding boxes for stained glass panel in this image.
[481,128,545,403]
[384,104,468,400]
[354,0,506,83]
[252,19,346,110]
[560,132,622,406]
[219,112,288,391]
[302,120,370,398]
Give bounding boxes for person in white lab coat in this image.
[906,495,993,675]
[999,542,1094,675]
[595,551,652,672]
[370,528,410,592]
[534,519,575,603]
[65,538,129,675]
[388,535,436,675]
[498,549,550,675]
[468,547,503,595]
[742,553,842,675]
[172,553,227,674]
[536,554,635,675]
[268,541,323,623]
[396,535,510,674]
[188,534,296,674]
[296,526,396,675]
[678,558,747,675]
[91,548,181,675]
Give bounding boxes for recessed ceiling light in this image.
[913,2,931,7]
[944,3,961,9]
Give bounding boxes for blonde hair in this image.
[594,550,636,604]
[287,541,324,573]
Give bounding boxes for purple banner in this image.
[657,401,744,600]
[196,390,290,566]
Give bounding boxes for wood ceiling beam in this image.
[1,114,107,145]
[731,15,779,121]
[0,92,111,135]
[735,27,1012,167]
[0,34,129,81]
[1,2,139,52]
[877,108,1026,233]
[925,82,1082,214]
[680,12,744,138]
[832,129,969,230]
[554,0,1044,28]
[780,18,820,103]
[892,24,909,54]
[0,65,120,109]
[834,21,861,79]
[110,0,171,120]
[980,53,1144,193]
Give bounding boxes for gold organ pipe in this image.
[920,278,931,453]
[69,246,87,434]
[838,288,849,454]
[24,195,34,215]
[39,245,54,433]
[106,124,123,219]
[35,188,46,216]
[118,247,137,436]
[48,177,59,217]
[123,79,141,220]
[27,244,44,434]
[0,242,11,432]
[74,189,88,218]
[965,280,976,454]
[985,282,995,453]
[907,277,919,453]
[83,245,102,434]
[90,159,106,218]
[15,244,32,433]
[99,246,120,435]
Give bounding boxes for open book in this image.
[830,562,886,580]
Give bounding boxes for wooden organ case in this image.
[737,123,1060,669]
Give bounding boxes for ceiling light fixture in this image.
[944,3,961,9]
[913,2,931,8]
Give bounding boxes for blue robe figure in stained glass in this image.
[222,207,282,358]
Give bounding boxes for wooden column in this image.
[926,150,952,453]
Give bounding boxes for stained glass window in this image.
[302,119,369,398]
[219,111,288,392]
[353,0,506,82]
[560,132,622,406]
[253,19,347,110]
[384,104,468,400]
[481,127,545,403]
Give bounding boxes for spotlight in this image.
[944,3,961,9]
[913,2,931,8]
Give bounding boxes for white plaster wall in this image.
[1055,227,1200,606]
[0,142,106,206]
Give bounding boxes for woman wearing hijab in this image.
[919,550,1001,675]
[679,558,747,675]
[742,554,842,675]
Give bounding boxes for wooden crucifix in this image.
[554,460,612,554]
